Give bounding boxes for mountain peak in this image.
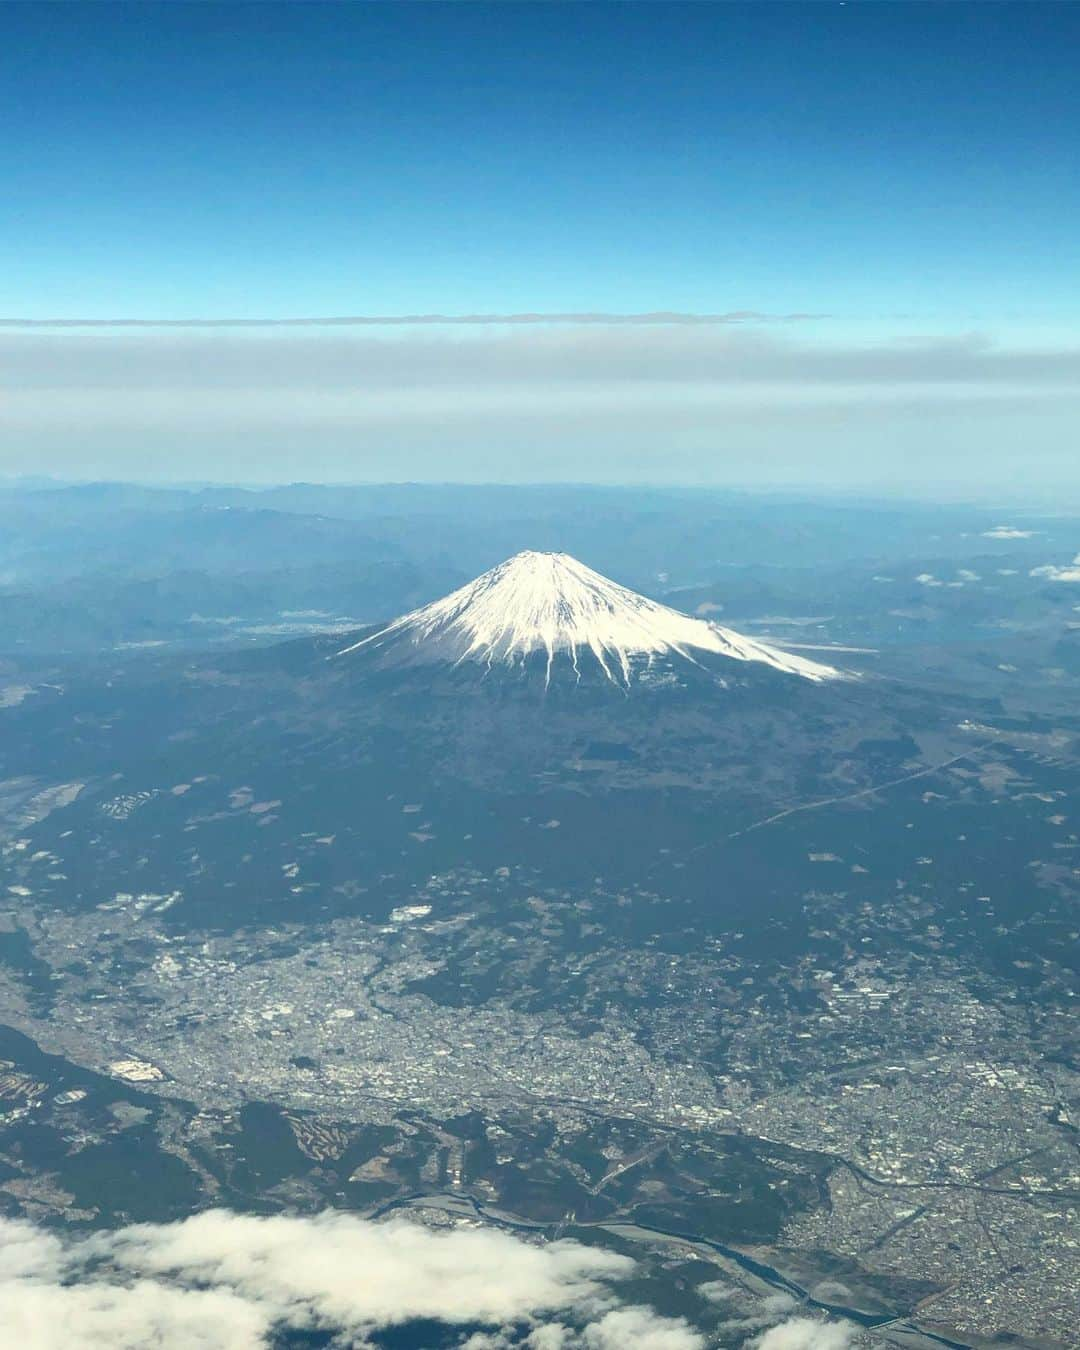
[338,550,842,687]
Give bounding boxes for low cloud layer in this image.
[5,325,1079,390]
[0,1209,708,1349]
[4,324,1076,493]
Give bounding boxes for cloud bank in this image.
[5,325,1079,389]
[3,324,1076,493]
[0,1209,709,1349]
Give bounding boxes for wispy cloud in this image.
[0,311,823,329]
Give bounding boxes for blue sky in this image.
[1,2,1078,493]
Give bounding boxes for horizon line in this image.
[0,310,825,330]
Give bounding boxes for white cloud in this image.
[6,1279,268,1350]
[982,525,1036,539]
[96,1209,633,1331]
[916,568,980,587]
[526,1326,573,1349]
[1030,555,1080,582]
[807,1281,854,1304]
[2,1209,681,1349]
[697,1278,737,1303]
[752,1315,857,1350]
[582,1305,704,1349]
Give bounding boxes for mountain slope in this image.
[337,550,842,687]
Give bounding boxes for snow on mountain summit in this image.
[338,550,842,686]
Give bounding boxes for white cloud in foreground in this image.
[703,1283,856,1350]
[752,1316,857,1350]
[582,1306,706,1348]
[1030,554,1080,582]
[0,1209,708,1349]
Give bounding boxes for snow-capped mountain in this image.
[337,550,842,687]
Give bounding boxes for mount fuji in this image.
[337,551,843,689]
[12,547,968,937]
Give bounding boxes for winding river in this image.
[369,1191,974,1349]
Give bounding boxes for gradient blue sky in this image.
[2,1,1078,493]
